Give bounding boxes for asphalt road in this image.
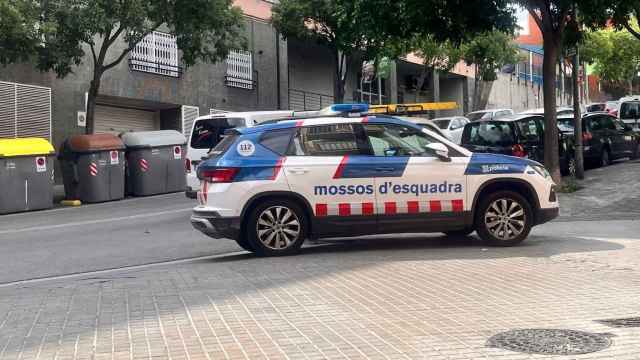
[0,192,240,284]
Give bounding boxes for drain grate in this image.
[487,329,612,355]
[597,317,640,328]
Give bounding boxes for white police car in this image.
[191,104,559,256]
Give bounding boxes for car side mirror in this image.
[425,143,450,162]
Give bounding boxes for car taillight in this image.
[198,168,239,183]
[511,144,526,157]
[185,159,191,173]
[582,132,593,142]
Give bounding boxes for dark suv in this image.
[558,112,639,166]
[461,114,575,175]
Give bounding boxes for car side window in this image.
[287,124,369,156]
[516,118,541,143]
[364,124,436,157]
[259,128,295,155]
[601,116,616,130]
[590,117,603,131]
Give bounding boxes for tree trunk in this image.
[542,38,561,183]
[475,80,494,111]
[333,50,346,103]
[86,76,101,135]
[572,50,584,180]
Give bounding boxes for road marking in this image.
[0,208,193,235]
[0,251,246,288]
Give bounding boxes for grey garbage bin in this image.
[59,134,126,203]
[121,130,187,196]
[0,138,55,214]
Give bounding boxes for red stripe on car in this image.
[407,201,419,214]
[270,157,286,180]
[333,155,349,179]
[430,201,442,213]
[385,202,397,215]
[316,204,328,217]
[338,203,351,216]
[362,202,374,215]
[451,199,464,212]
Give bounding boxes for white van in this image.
[185,111,297,198]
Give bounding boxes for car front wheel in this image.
[245,199,307,256]
[475,191,533,247]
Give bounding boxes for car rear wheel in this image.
[475,191,533,247]
[245,199,307,256]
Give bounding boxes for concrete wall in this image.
[0,17,284,151]
[439,77,465,117]
[484,73,543,113]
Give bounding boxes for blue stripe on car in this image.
[337,155,409,178]
[464,153,535,175]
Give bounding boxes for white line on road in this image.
[0,208,193,235]
[0,251,246,288]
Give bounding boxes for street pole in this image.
[572,48,584,179]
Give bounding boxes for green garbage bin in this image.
[121,130,186,196]
[59,134,126,203]
[0,138,55,214]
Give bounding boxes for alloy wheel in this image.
[256,206,301,250]
[484,198,526,241]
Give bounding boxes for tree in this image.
[273,0,517,104]
[0,0,40,65]
[407,35,462,102]
[515,1,609,183]
[39,0,245,134]
[461,31,520,111]
[582,29,640,94]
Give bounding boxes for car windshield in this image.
[558,117,574,128]
[620,101,640,119]
[190,117,246,150]
[466,112,490,121]
[464,121,515,146]
[432,120,451,129]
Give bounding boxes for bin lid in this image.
[68,133,125,152]
[0,138,55,157]
[121,130,186,148]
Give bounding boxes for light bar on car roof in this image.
[330,103,369,114]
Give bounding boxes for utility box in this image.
[121,130,187,196]
[0,138,55,214]
[59,134,126,203]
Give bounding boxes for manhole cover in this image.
[597,317,640,328]
[487,329,612,355]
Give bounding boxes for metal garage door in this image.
[94,105,159,134]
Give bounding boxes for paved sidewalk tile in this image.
[2,233,640,359]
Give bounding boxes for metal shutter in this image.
[17,85,51,138]
[181,105,199,136]
[94,105,159,134]
[0,81,51,140]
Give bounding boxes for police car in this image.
[190,104,559,256]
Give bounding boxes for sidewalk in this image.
[2,220,640,360]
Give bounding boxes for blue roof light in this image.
[330,103,369,113]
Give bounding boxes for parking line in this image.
[0,251,246,288]
[0,208,193,235]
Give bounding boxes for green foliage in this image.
[0,0,40,65]
[462,31,520,82]
[390,34,463,73]
[38,0,245,77]
[582,29,640,84]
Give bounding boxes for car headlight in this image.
[531,165,550,179]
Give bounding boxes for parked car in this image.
[519,107,574,116]
[557,112,640,166]
[605,100,620,117]
[395,116,448,139]
[429,116,470,144]
[186,111,298,198]
[465,109,514,122]
[461,114,575,175]
[618,96,640,130]
[586,103,606,113]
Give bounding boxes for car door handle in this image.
[287,167,309,175]
[376,167,395,172]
